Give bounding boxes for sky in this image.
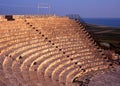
[0,0,120,18]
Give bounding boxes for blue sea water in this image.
[83,18,120,28]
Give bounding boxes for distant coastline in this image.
[83,18,120,28]
[86,23,120,29]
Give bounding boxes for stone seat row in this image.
[0,35,105,86]
[0,16,110,86]
[3,45,106,85]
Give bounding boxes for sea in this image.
[83,18,120,28]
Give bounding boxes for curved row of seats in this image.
[0,20,45,86]
[24,17,109,86]
[27,18,96,46]
[0,16,110,86]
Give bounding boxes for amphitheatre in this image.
[0,15,120,86]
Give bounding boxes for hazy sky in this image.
[0,0,120,18]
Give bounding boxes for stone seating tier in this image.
[0,15,110,86]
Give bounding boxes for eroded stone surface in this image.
[0,15,119,86]
[89,66,120,86]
